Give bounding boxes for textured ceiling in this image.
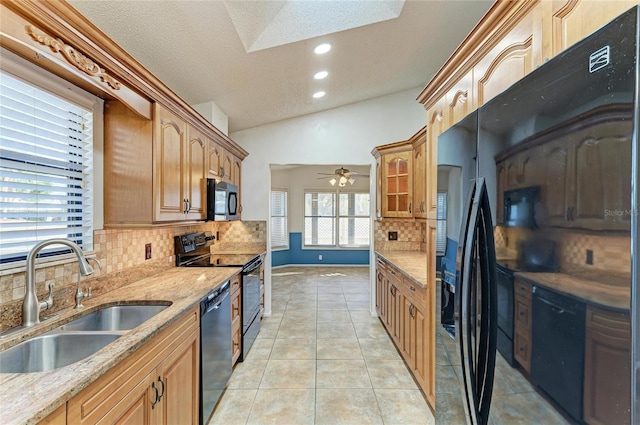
[69,0,494,132]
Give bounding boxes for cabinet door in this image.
[548,0,639,57]
[412,302,428,390]
[571,121,632,231]
[413,140,427,219]
[221,154,232,183]
[158,328,199,425]
[541,138,571,227]
[208,141,223,178]
[375,262,384,316]
[584,307,631,425]
[382,151,413,218]
[38,404,66,425]
[96,374,155,425]
[185,126,207,220]
[400,296,413,362]
[474,10,536,107]
[375,156,382,220]
[154,104,187,221]
[380,271,388,325]
[426,100,446,218]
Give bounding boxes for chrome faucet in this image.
[23,239,94,326]
[75,257,102,309]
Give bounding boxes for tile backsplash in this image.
[495,225,630,273]
[0,220,266,330]
[374,219,426,251]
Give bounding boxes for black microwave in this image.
[503,186,539,228]
[206,179,238,221]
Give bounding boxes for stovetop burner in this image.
[174,232,261,270]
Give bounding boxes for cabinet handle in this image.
[157,376,165,401]
[409,286,416,292]
[410,304,415,318]
[220,167,225,178]
[183,198,188,214]
[234,341,239,348]
[409,202,412,213]
[151,382,159,409]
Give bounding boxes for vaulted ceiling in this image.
[69,0,494,132]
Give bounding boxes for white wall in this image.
[231,87,426,316]
[192,100,229,135]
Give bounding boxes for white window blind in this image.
[436,192,447,255]
[0,70,94,263]
[271,189,288,249]
[304,191,370,248]
[338,192,370,247]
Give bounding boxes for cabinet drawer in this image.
[514,329,531,373]
[514,295,531,329]
[402,277,426,305]
[231,291,241,325]
[514,278,532,300]
[586,306,630,336]
[232,322,242,365]
[231,273,241,295]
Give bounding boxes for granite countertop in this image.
[375,250,427,288]
[0,266,241,425]
[515,271,631,312]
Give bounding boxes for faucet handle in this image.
[87,287,92,297]
[41,282,54,311]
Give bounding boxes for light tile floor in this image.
[210,266,435,425]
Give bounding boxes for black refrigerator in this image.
[436,6,638,425]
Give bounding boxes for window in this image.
[271,189,288,249]
[436,192,447,254]
[304,191,370,248]
[0,68,96,263]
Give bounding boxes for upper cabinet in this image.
[104,101,246,227]
[383,150,413,218]
[154,104,206,222]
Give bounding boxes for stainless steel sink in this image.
[0,332,121,373]
[55,304,170,332]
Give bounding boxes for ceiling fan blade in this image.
[317,176,332,179]
[317,173,335,176]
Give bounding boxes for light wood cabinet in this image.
[104,101,214,226]
[231,272,242,365]
[426,100,446,219]
[382,150,413,218]
[67,307,199,425]
[374,154,382,220]
[154,103,206,222]
[375,254,431,404]
[584,306,631,425]
[545,0,639,58]
[513,278,532,373]
[38,405,66,425]
[208,140,223,178]
[412,128,427,219]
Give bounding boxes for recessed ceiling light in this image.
[314,71,329,80]
[312,91,326,99]
[314,43,331,55]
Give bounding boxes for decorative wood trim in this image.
[26,24,120,90]
[417,0,539,109]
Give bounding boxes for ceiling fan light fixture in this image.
[329,177,337,186]
[339,175,348,185]
[348,177,355,185]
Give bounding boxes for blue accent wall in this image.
[271,232,369,267]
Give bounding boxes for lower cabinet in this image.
[513,278,532,373]
[67,307,200,425]
[375,255,429,399]
[584,306,631,425]
[38,405,66,425]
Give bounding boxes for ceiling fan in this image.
[317,167,370,187]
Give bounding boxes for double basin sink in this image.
[0,303,170,373]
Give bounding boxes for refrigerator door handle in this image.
[456,177,499,425]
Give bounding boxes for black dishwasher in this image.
[531,286,585,423]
